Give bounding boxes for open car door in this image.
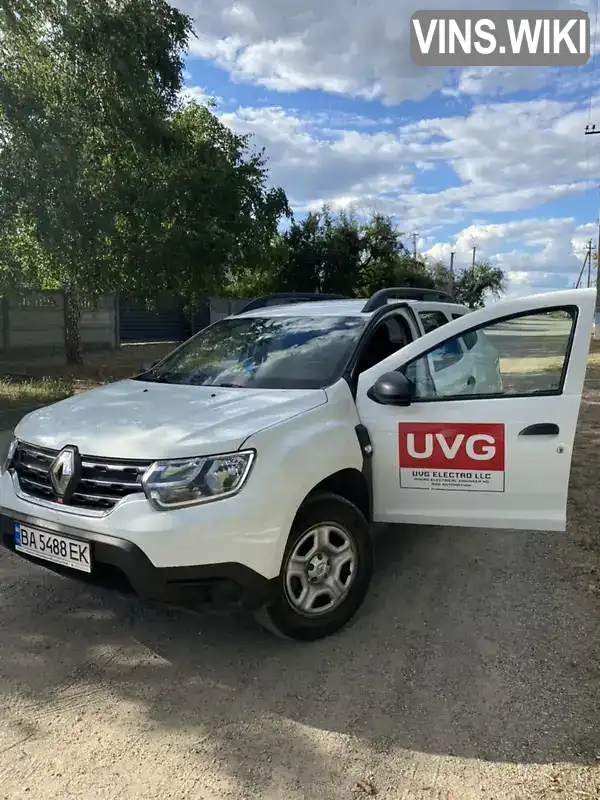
[356,288,595,531]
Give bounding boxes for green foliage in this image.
[0,0,288,360]
[232,206,436,299]
[453,261,507,309]
[425,259,453,293]
[0,0,193,292]
[114,101,289,302]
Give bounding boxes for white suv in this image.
[0,286,594,640]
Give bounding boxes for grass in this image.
[0,342,177,411]
[501,350,600,374]
[0,377,90,408]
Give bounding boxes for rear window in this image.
[419,311,450,334]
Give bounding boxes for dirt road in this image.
[1,380,600,799]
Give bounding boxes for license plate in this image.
[13,522,92,573]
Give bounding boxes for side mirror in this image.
[367,371,415,406]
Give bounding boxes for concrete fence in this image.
[209,296,252,324]
[0,292,119,354]
[0,291,253,354]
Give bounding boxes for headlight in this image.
[1,437,18,475]
[141,450,255,510]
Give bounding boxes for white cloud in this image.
[217,105,415,210]
[425,218,596,297]
[176,0,595,104]
[181,85,222,105]
[211,94,600,234]
[177,0,600,300]
[210,96,600,296]
[400,96,600,197]
[446,66,550,97]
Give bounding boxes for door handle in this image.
[466,376,476,387]
[519,423,560,436]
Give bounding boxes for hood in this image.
[15,379,328,460]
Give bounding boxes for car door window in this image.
[404,307,576,400]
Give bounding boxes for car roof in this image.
[236,298,470,319]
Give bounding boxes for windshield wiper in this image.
[134,373,172,384]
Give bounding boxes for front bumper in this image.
[0,460,288,573]
[0,510,274,611]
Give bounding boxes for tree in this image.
[0,1,288,361]
[425,259,453,293]
[452,261,507,309]
[241,208,436,299]
[265,212,328,295]
[0,0,195,361]
[115,101,289,303]
[355,213,431,296]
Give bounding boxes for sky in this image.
[174,0,600,299]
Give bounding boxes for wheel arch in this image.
[300,467,371,525]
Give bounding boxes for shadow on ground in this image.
[2,519,600,795]
[2,355,600,797]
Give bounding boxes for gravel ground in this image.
[1,371,600,800]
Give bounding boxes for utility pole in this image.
[575,243,590,289]
[588,239,593,288]
[411,233,419,261]
[449,251,455,287]
[472,246,476,267]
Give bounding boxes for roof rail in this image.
[237,293,348,314]
[362,286,458,313]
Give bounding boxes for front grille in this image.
[11,442,152,512]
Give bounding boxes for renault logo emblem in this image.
[49,446,81,503]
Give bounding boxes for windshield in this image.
[136,314,368,390]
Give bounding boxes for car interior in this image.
[355,313,414,374]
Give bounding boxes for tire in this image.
[254,492,373,641]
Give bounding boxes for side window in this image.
[419,310,450,334]
[404,308,576,400]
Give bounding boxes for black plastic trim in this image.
[238,293,348,314]
[354,424,373,523]
[0,511,273,612]
[519,423,560,436]
[362,286,458,312]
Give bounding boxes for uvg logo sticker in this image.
[399,423,505,492]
